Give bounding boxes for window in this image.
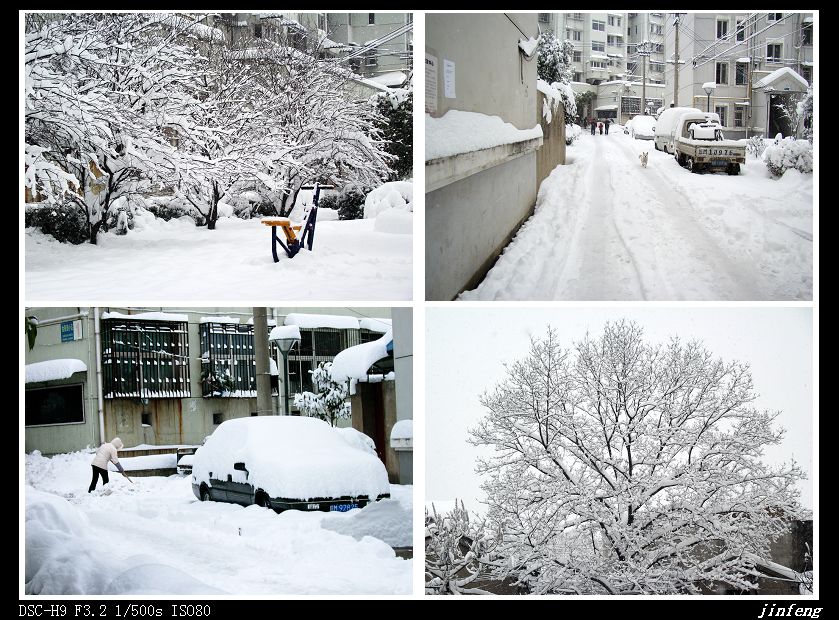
[368,13,375,25]
[767,13,783,22]
[365,51,378,67]
[801,23,812,45]
[287,327,356,400]
[608,15,621,27]
[573,50,582,62]
[627,44,636,55]
[650,62,665,73]
[736,19,746,42]
[715,105,728,126]
[716,62,728,85]
[200,322,257,398]
[538,13,550,23]
[607,35,621,46]
[25,384,85,426]
[653,43,664,53]
[592,41,605,52]
[592,20,605,32]
[102,317,190,399]
[590,60,606,69]
[627,61,637,74]
[734,106,746,127]
[213,413,223,425]
[717,20,728,39]
[142,412,151,426]
[801,65,812,84]
[736,62,748,85]
[567,29,582,41]
[627,27,631,35]
[650,24,662,35]
[573,71,583,82]
[766,43,782,62]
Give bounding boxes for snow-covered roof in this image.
[368,71,407,87]
[329,330,392,382]
[390,419,412,440]
[737,57,751,63]
[359,318,392,333]
[26,359,87,384]
[245,317,277,327]
[753,67,809,90]
[284,313,359,329]
[269,324,302,342]
[702,81,717,90]
[590,53,609,60]
[102,311,188,322]
[607,53,624,58]
[595,104,618,111]
[199,316,240,324]
[426,110,543,161]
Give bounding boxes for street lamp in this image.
[269,325,300,416]
[703,82,716,114]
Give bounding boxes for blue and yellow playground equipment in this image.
[261,182,335,261]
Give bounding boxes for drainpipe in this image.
[93,307,106,445]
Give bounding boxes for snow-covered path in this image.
[25,216,412,301]
[25,451,412,595]
[460,129,813,300]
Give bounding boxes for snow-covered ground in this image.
[460,129,813,300]
[25,216,412,301]
[25,450,412,595]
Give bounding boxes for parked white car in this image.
[629,115,656,140]
[191,416,390,512]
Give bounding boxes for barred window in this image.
[200,323,257,397]
[26,384,85,426]
[102,318,190,398]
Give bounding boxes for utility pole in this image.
[673,14,681,107]
[253,307,273,416]
[638,41,651,114]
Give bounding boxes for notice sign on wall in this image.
[60,319,82,342]
[425,53,438,114]
[443,59,456,99]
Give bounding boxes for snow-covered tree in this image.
[293,362,351,426]
[374,88,413,181]
[471,321,804,595]
[798,86,813,143]
[425,501,499,595]
[537,30,573,85]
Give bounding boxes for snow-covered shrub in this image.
[228,190,275,219]
[25,202,89,244]
[565,123,582,146]
[318,190,368,221]
[363,181,413,219]
[764,137,813,177]
[746,135,767,159]
[103,196,135,235]
[293,362,350,427]
[374,89,412,181]
[144,197,198,224]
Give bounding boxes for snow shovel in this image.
[121,471,134,484]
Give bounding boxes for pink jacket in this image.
[91,438,123,470]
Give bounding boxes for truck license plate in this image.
[330,503,359,512]
[712,160,727,167]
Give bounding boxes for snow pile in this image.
[192,416,390,500]
[426,110,543,161]
[118,454,177,472]
[518,37,539,58]
[390,419,413,441]
[284,313,358,329]
[364,181,413,219]
[199,315,240,324]
[329,330,392,382]
[101,311,187,322]
[374,210,412,234]
[764,137,813,176]
[566,123,582,145]
[25,359,87,383]
[322,485,413,547]
[335,426,377,455]
[268,324,302,342]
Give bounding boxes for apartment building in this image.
[327,13,413,80]
[664,12,813,139]
[626,12,667,84]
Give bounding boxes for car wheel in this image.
[728,163,740,175]
[200,485,211,502]
[687,157,697,173]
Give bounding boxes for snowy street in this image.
[25,217,412,301]
[460,129,812,300]
[25,451,412,595]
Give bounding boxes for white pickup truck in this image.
[673,117,745,175]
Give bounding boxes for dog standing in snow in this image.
[639,151,649,168]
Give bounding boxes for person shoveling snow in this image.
[88,438,130,492]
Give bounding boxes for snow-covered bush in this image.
[374,89,413,181]
[103,196,136,235]
[144,198,197,224]
[764,137,813,177]
[363,181,413,219]
[227,190,275,219]
[293,362,351,427]
[318,190,368,221]
[746,135,767,159]
[537,30,573,85]
[565,123,582,146]
[25,203,89,245]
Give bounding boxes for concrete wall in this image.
[537,96,566,187]
[425,13,538,128]
[426,152,537,300]
[350,381,400,482]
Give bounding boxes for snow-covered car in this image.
[623,118,632,134]
[654,106,702,152]
[629,115,656,140]
[191,416,390,513]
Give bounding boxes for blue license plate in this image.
[329,503,359,512]
[712,160,727,167]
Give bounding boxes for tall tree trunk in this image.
[207,181,219,230]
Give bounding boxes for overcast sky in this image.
[426,307,813,511]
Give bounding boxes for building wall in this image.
[426,153,537,300]
[426,13,538,129]
[327,13,412,77]
[537,96,566,187]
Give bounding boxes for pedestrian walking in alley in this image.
[598,122,603,135]
[583,117,588,129]
[591,120,596,135]
[605,118,611,135]
[88,437,126,492]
